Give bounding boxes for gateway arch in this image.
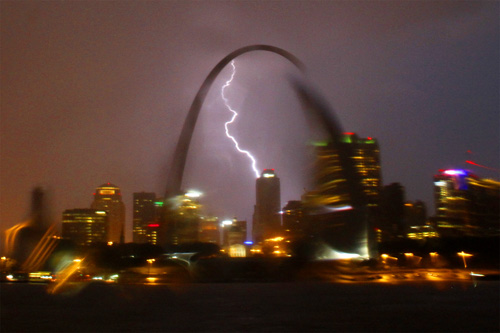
[164,45,370,257]
[165,45,304,197]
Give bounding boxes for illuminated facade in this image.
[433,169,500,236]
[221,218,247,246]
[62,209,107,247]
[91,183,125,243]
[198,216,220,244]
[132,192,156,243]
[303,133,381,256]
[282,200,305,241]
[169,191,203,245]
[310,133,381,207]
[253,169,281,242]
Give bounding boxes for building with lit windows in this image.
[144,199,165,245]
[198,216,220,244]
[303,133,381,256]
[282,200,306,241]
[133,192,156,243]
[252,169,281,242]
[91,183,125,243]
[309,133,381,207]
[433,169,500,237]
[167,191,203,245]
[62,209,107,247]
[221,218,247,247]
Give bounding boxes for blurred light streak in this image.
[22,223,59,272]
[48,258,85,294]
[458,251,473,268]
[222,60,260,178]
[4,220,30,256]
[465,160,500,172]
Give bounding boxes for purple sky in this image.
[1,1,498,241]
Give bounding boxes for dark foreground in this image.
[1,281,499,332]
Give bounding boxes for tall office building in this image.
[91,183,125,243]
[253,169,281,242]
[309,133,381,208]
[282,200,306,241]
[133,192,157,243]
[433,169,500,237]
[62,209,107,247]
[168,191,203,245]
[303,133,381,256]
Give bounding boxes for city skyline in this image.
[1,1,499,242]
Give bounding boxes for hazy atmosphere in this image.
[1,1,498,241]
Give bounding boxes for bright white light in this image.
[222,60,260,178]
[222,220,233,226]
[326,205,353,212]
[434,181,446,186]
[185,190,202,198]
[444,169,466,176]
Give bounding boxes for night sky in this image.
[1,1,498,241]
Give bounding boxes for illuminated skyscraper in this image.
[91,183,125,243]
[433,169,500,236]
[310,133,381,208]
[253,169,281,242]
[62,209,107,247]
[304,133,381,256]
[133,192,156,243]
[167,191,203,245]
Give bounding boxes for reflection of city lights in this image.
[458,251,473,268]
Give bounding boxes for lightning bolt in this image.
[222,60,260,178]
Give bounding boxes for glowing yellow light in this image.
[1,257,6,260]
[146,277,157,283]
[107,242,113,246]
[458,251,473,268]
[266,237,284,242]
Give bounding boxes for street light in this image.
[457,251,473,268]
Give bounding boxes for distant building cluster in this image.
[56,132,499,258]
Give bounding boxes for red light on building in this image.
[148,224,160,228]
